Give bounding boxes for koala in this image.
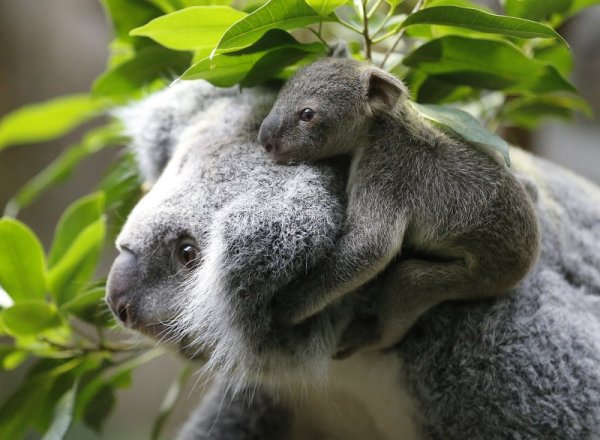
[258,58,541,354]
[106,79,600,439]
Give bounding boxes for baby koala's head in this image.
[258,57,408,164]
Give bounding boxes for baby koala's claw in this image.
[333,316,381,360]
[272,283,329,326]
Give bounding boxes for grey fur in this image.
[258,58,541,354]
[106,79,600,439]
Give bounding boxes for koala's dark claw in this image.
[333,316,381,360]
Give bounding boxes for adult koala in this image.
[106,80,600,439]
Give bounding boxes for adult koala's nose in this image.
[106,248,140,329]
[258,114,282,154]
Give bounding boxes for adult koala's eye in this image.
[299,108,315,122]
[177,242,200,269]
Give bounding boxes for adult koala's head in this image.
[106,81,356,386]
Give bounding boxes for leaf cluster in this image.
[0,0,598,438]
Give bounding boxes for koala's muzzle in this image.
[258,113,282,155]
[106,249,140,329]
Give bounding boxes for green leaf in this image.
[93,46,192,101]
[10,359,99,436]
[182,30,324,85]
[503,0,572,21]
[0,218,46,302]
[62,285,113,326]
[149,0,233,11]
[403,36,576,94]
[503,94,593,129]
[305,0,346,15]
[567,0,600,16]
[76,349,166,432]
[1,302,62,336]
[402,6,567,44]
[534,43,573,76]
[42,380,78,440]
[414,75,476,104]
[427,0,492,9]
[100,0,164,45]
[409,102,511,166]
[49,193,106,268]
[151,365,193,440]
[48,218,106,305]
[98,152,143,236]
[214,0,329,53]
[241,46,318,86]
[1,349,29,370]
[0,95,101,150]
[131,6,247,51]
[82,384,117,432]
[3,123,123,217]
[0,371,57,439]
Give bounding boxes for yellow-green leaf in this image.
[130,6,247,51]
[0,219,46,302]
[93,46,191,101]
[4,123,123,218]
[183,29,324,85]
[214,0,329,53]
[48,218,106,305]
[49,193,106,268]
[1,302,62,336]
[503,0,572,21]
[305,0,346,16]
[403,36,576,94]
[0,95,101,150]
[402,6,567,45]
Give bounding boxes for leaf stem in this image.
[336,16,364,34]
[361,0,372,60]
[367,0,384,18]
[309,20,330,49]
[380,0,425,69]
[372,6,396,38]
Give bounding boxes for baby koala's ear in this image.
[362,67,408,114]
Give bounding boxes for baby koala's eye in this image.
[299,108,315,122]
[177,242,200,269]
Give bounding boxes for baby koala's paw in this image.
[333,316,381,360]
[272,283,314,325]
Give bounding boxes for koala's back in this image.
[358,114,538,258]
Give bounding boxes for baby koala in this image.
[258,58,540,357]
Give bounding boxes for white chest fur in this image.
[288,351,419,440]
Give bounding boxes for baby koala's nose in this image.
[258,114,281,154]
[264,142,278,154]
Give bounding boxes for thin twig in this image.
[361,0,372,60]
[380,0,425,69]
[372,5,396,37]
[336,16,364,34]
[367,0,384,18]
[308,25,330,48]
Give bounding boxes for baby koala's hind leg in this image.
[369,258,504,351]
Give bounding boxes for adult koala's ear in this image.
[328,41,349,59]
[115,81,217,184]
[361,67,408,114]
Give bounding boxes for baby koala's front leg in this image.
[273,196,408,325]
